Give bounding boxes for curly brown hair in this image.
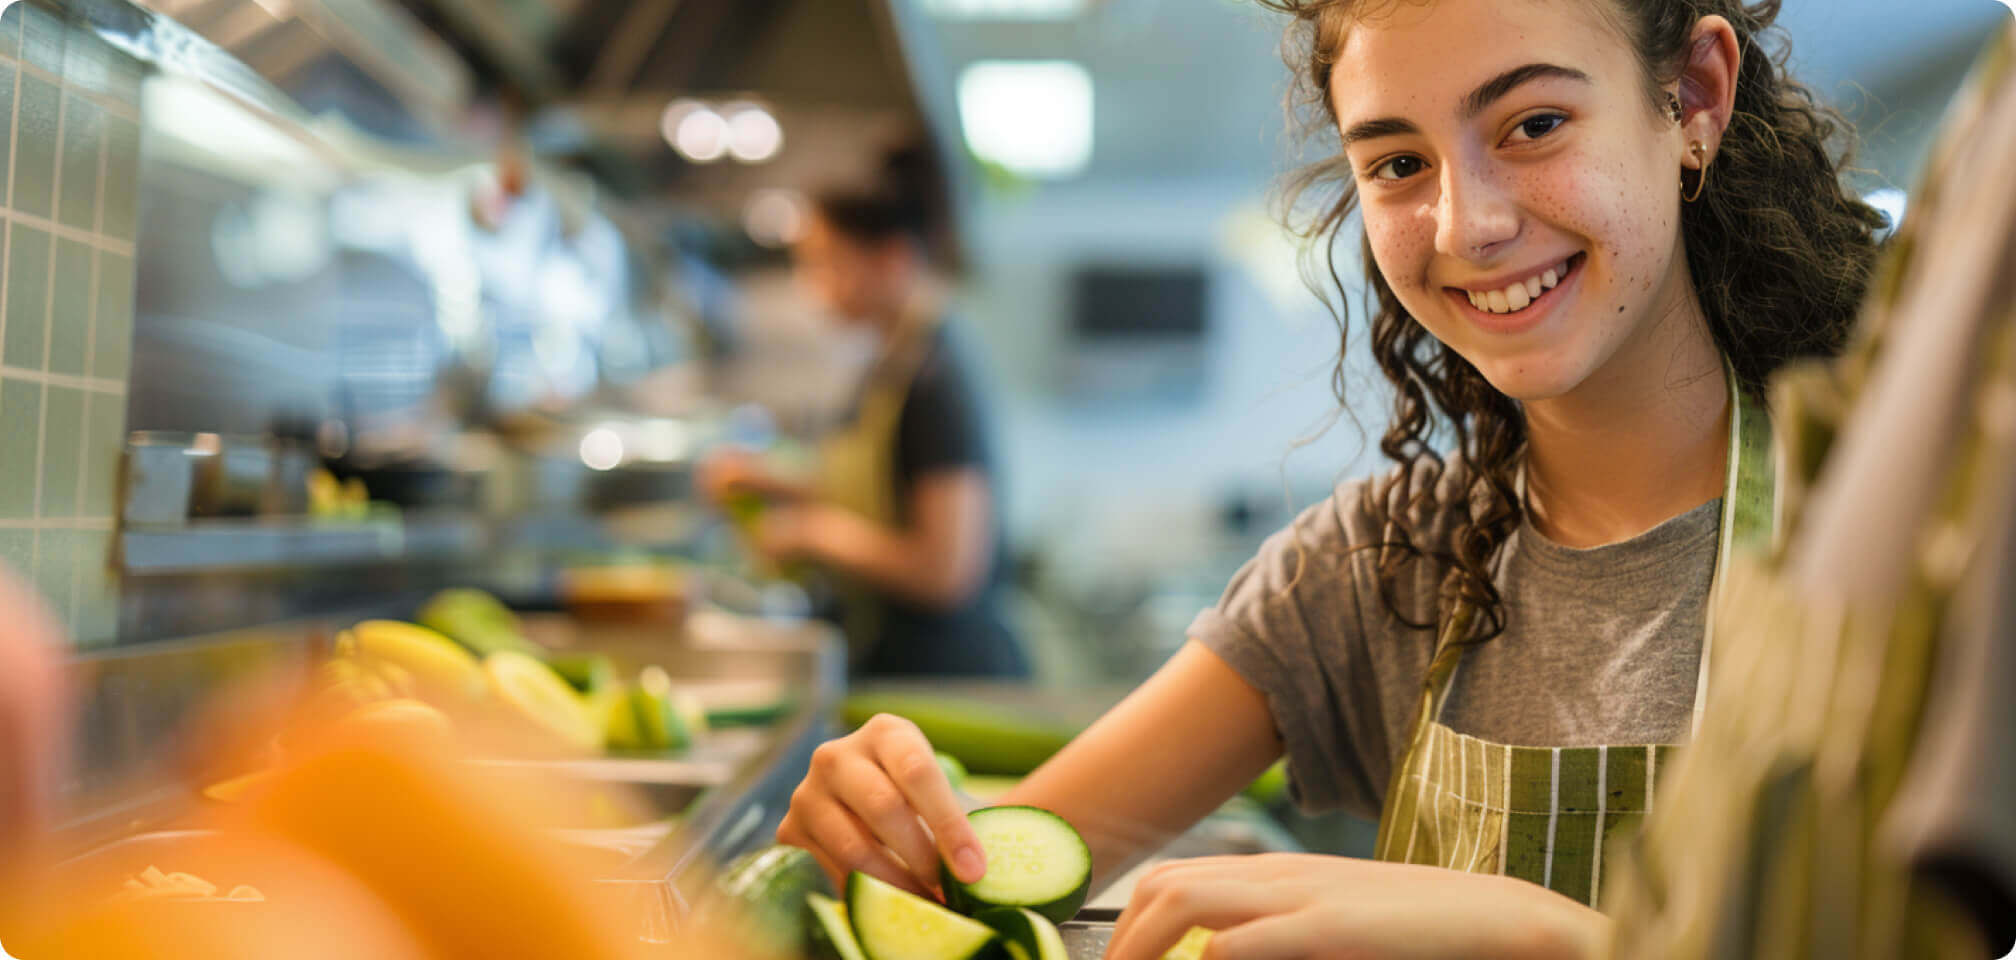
[1265,0,1886,641]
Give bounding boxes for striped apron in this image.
[1370,367,1777,908]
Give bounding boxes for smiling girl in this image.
[776,0,1885,956]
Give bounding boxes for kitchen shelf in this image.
[120,518,487,574]
[119,511,721,576]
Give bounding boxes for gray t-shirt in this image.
[1190,462,1720,820]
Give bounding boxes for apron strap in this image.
[1691,362,1777,733]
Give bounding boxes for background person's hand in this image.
[751,505,826,565]
[696,449,771,507]
[775,713,985,898]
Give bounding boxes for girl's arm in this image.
[775,639,1281,896]
[999,640,1282,889]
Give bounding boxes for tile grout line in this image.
[29,26,66,586]
[0,517,115,530]
[10,56,138,122]
[41,43,62,375]
[27,382,44,590]
[0,33,13,578]
[1,12,19,581]
[70,111,109,635]
[2,207,133,257]
[0,363,126,393]
[0,39,21,376]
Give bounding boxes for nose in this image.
[1432,160,1520,262]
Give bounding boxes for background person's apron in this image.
[1371,370,1776,908]
[813,311,940,667]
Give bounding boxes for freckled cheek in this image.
[1362,208,1434,298]
[1522,155,1670,295]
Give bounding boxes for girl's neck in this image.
[1520,297,1730,550]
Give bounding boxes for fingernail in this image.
[954,847,985,882]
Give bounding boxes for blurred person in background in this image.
[700,145,1028,680]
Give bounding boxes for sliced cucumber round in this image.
[940,806,1091,925]
[847,871,1004,960]
[975,908,1067,960]
[808,893,870,960]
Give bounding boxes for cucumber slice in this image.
[808,893,869,960]
[846,872,1003,960]
[940,806,1090,925]
[975,908,1067,960]
[713,845,830,956]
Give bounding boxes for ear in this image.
[1676,15,1741,166]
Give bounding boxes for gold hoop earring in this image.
[1683,141,1710,203]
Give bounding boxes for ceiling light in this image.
[662,99,728,162]
[957,60,1093,178]
[579,427,624,471]
[659,98,705,142]
[723,102,784,163]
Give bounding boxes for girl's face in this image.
[1331,0,1694,402]
[793,213,907,327]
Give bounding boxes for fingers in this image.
[827,750,945,893]
[1201,910,1329,960]
[864,715,984,884]
[777,715,970,898]
[775,811,848,892]
[787,781,930,898]
[1104,860,1282,960]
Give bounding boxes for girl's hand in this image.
[775,713,987,898]
[1103,854,1608,960]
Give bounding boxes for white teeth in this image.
[1464,257,1574,314]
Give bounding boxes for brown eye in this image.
[1373,155,1426,181]
[1510,114,1566,143]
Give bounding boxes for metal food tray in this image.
[1059,909,1123,960]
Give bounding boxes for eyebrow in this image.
[1338,63,1594,148]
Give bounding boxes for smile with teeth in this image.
[1461,255,1577,315]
